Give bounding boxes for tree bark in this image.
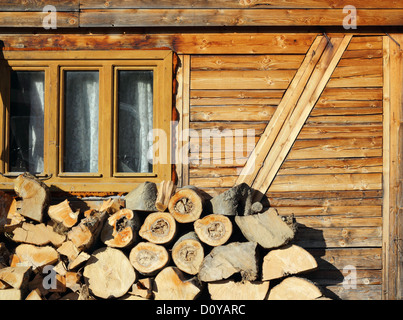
[262,244,318,281]
[198,241,258,282]
[209,183,253,216]
[153,266,202,300]
[125,182,158,212]
[129,242,169,276]
[235,208,297,249]
[168,186,207,223]
[172,232,204,275]
[14,172,50,223]
[83,247,136,299]
[194,214,232,247]
[101,209,141,248]
[139,211,177,244]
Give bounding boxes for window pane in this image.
[64,71,99,173]
[117,70,153,173]
[10,71,44,174]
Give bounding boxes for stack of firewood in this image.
[0,173,327,300]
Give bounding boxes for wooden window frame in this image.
[0,50,173,193]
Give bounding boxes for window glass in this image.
[10,71,44,173]
[64,71,99,173]
[117,70,153,173]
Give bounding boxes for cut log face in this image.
[0,266,31,289]
[172,232,204,275]
[168,186,206,223]
[1,198,25,233]
[194,214,233,247]
[139,212,176,244]
[262,244,318,281]
[0,289,22,300]
[129,242,169,276]
[0,191,19,232]
[101,209,141,248]
[12,223,66,247]
[125,182,158,212]
[235,208,296,249]
[210,183,253,216]
[99,198,121,214]
[153,266,202,300]
[155,180,177,212]
[130,278,154,299]
[267,277,322,300]
[83,247,136,299]
[12,244,59,270]
[208,280,270,300]
[48,200,80,231]
[198,241,259,282]
[25,289,43,300]
[14,172,50,223]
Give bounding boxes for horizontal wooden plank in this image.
[190,105,276,121]
[308,269,381,286]
[310,107,382,117]
[309,248,382,270]
[0,12,78,27]
[341,49,383,59]
[320,88,383,101]
[0,0,79,11]
[189,121,267,135]
[287,137,382,159]
[79,9,403,27]
[296,215,382,228]
[0,33,315,54]
[306,114,383,124]
[298,125,383,139]
[269,173,382,192]
[315,100,382,109]
[346,36,383,50]
[190,89,286,99]
[190,97,282,106]
[327,75,383,88]
[294,226,382,247]
[276,205,381,217]
[191,55,304,70]
[191,70,296,90]
[325,284,381,300]
[79,0,403,9]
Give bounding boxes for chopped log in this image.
[210,183,253,216]
[68,251,90,270]
[129,242,169,276]
[125,182,158,212]
[139,211,176,244]
[14,172,50,223]
[0,289,22,300]
[77,284,96,300]
[194,214,232,247]
[168,186,207,223]
[0,266,31,289]
[57,240,80,262]
[28,273,49,297]
[25,289,43,300]
[67,210,107,251]
[99,197,121,214]
[48,200,80,232]
[0,191,23,232]
[49,273,66,293]
[65,271,81,292]
[262,244,318,281]
[235,208,297,249]
[198,241,259,282]
[11,244,59,270]
[12,222,66,247]
[101,208,141,248]
[153,266,202,300]
[130,278,154,299]
[54,261,67,276]
[120,294,148,300]
[267,277,323,300]
[59,292,79,300]
[155,180,177,212]
[208,280,270,300]
[172,231,204,275]
[83,247,136,299]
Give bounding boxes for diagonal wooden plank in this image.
[251,35,353,201]
[236,35,328,186]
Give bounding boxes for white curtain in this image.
[9,71,44,173]
[118,71,153,173]
[64,71,99,173]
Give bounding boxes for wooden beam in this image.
[0,0,79,11]
[0,12,79,28]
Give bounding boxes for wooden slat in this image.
[0,0,79,11]
[296,215,382,228]
[276,205,382,217]
[79,0,403,9]
[190,105,276,121]
[79,8,403,27]
[236,36,328,187]
[190,70,296,90]
[251,35,353,199]
[0,33,315,54]
[326,284,381,300]
[298,125,383,139]
[0,12,79,28]
[320,88,383,101]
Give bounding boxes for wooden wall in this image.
[0,27,401,299]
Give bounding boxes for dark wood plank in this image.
[0,0,79,11]
[0,12,78,28]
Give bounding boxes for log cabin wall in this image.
[0,0,402,300]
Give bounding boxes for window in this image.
[0,51,173,192]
